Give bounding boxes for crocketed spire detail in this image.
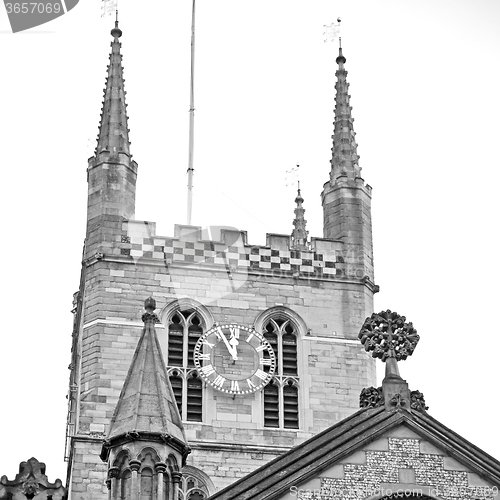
[95,20,131,156]
[330,47,361,183]
[291,184,308,250]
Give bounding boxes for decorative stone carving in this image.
[359,386,383,408]
[359,310,419,362]
[0,458,66,500]
[389,393,408,408]
[410,390,429,411]
[108,467,120,479]
[142,297,159,323]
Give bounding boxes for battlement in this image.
[96,221,366,281]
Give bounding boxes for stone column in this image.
[130,460,141,500]
[108,466,120,500]
[171,472,182,500]
[154,462,167,500]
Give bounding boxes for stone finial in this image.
[142,297,159,323]
[144,296,156,312]
[358,310,421,412]
[111,11,122,39]
[0,458,67,500]
[358,310,419,363]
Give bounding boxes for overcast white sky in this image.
[0,0,499,484]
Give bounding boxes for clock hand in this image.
[229,336,239,361]
[216,326,238,360]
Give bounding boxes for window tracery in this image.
[259,312,301,429]
[165,308,207,422]
[178,466,215,500]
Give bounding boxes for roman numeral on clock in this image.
[198,353,211,360]
[200,364,215,376]
[230,380,240,392]
[202,340,215,349]
[229,326,240,339]
[255,369,267,381]
[246,378,256,389]
[213,375,226,388]
[260,358,272,366]
[255,344,267,352]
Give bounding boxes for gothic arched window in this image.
[178,466,215,500]
[166,309,205,422]
[262,316,300,429]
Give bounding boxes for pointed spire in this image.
[291,180,308,250]
[96,15,131,157]
[330,46,361,183]
[102,298,189,460]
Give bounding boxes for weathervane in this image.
[358,310,419,362]
[323,17,342,45]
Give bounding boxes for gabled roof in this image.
[209,406,500,500]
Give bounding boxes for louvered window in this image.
[283,381,299,429]
[188,317,203,367]
[187,374,203,422]
[262,316,299,429]
[263,381,279,428]
[167,309,205,422]
[169,371,183,415]
[282,324,297,376]
[168,315,184,366]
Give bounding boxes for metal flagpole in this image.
[186,0,196,225]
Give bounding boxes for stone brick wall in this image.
[293,426,498,500]
[322,178,374,284]
[66,219,376,499]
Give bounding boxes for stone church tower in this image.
[65,22,377,500]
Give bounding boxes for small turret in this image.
[101,298,190,500]
[85,18,138,259]
[291,182,309,250]
[321,45,375,285]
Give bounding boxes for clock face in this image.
[193,323,276,395]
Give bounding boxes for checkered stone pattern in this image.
[118,235,339,278]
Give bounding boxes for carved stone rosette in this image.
[359,386,383,409]
[358,310,419,362]
[410,390,429,411]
